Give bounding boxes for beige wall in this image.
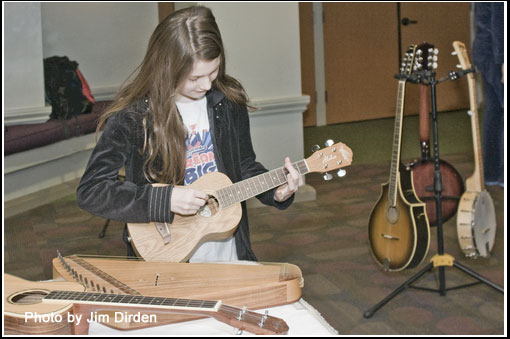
[4,2,309,201]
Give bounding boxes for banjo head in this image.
[457,190,496,258]
[472,190,497,258]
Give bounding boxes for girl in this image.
[77,6,302,262]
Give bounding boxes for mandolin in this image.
[3,273,289,335]
[452,41,496,258]
[127,141,353,261]
[368,45,430,272]
[407,43,465,226]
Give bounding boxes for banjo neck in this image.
[453,41,484,192]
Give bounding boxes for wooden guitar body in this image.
[4,275,85,335]
[369,167,430,271]
[127,142,352,262]
[409,158,464,226]
[128,172,242,262]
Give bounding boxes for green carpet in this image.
[304,110,477,165]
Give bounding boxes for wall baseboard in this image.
[4,105,52,126]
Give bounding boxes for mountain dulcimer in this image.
[51,254,303,331]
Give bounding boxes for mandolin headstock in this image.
[415,42,438,72]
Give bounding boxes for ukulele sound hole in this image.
[198,195,220,218]
[9,290,48,304]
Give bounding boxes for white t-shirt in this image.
[176,96,238,263]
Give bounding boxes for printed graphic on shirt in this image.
[184,124,217,186]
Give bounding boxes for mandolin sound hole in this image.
[197,195,220,218]
[9,290,48,304]
[386,206,399,224]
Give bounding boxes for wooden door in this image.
[399,2,470,116]
[158,2,174,22]
[319,2,470,124]
[323,3,399,124]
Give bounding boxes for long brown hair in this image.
[97,6,248,184]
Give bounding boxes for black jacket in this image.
[77,88,293,260]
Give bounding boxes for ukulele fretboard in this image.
[216,160,308,208]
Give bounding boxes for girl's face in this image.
[177,57,221,103]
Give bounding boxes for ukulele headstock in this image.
[307,140,353,180]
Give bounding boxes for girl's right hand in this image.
[170,186,208,215]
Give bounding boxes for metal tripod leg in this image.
[453,260,504,293]
[363,262,434,318]
[363,257,504,319]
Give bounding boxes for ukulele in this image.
[452,41,496,258]
[368,45,430,272]
[407,43,465,226]
[128,141,353,261]
[3,273,289,335]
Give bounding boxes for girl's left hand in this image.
[274,157,304,202]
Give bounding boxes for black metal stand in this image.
[363,69,504,319]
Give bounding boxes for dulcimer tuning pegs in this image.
[323,172,333,181]
[337,169,347,177]
[312,145,320,153]
[325,139,334,147]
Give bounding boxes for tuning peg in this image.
[451,51,457,55]
[312,145,320,153]
[337,169,347,177]
[259,310,269,327]
[456,64,462,69]
[325,139,334,147]
[323,172,333,181]
[237,305,247,320]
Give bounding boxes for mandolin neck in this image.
[217,160,309,208]
[388,80,407,206]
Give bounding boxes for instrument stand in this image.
[363,70,503,319]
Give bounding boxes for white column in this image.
[4,2,51,125]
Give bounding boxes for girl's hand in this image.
[171,187,208,215]
[274,157,304,202]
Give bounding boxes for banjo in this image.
[452,41,496,258]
